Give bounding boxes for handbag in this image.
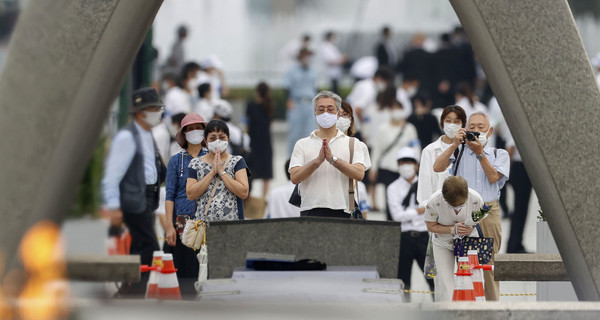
[453,224,494,264]
[181,157,230,250]
[288,183,301,208]
[348,138,364,220]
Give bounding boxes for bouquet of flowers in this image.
[471,204,491,222]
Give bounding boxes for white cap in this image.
[396,147,419,162]
[214,99,233,118]
[350,56,378,79]
[201,54,223,70]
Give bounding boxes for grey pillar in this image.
[450,0,600,300]
[0,0,162,272]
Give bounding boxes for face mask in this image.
[185,130,204,145]
[336,117,351,133]
[375,81,386,92]
[143,110,163,127]
[207,139,228,153]
[391,109,405,121]
[316,112,338,129]
[478,129,490,146]
[443,123,461,139]
[406,86,418,97]
[398,164,416,179]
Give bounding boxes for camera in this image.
[465,131,480,141]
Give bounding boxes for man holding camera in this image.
[433,111,510,301]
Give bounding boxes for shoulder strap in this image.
[378,124,406,167]
[349,138,356,211]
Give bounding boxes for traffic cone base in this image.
[146,251,164,299]
[467,250,486,302]
[453,257,476,301]
[157,253,181,300]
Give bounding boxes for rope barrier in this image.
[403,289,536,296]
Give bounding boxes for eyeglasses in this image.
[316,106,337,113]
[339,112,351,119]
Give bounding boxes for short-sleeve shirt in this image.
[289,130,371,211]
[188,155,248,221]
[424,188,484,250]
[450,146,510,202]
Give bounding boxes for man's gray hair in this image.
[468,111,491,126]
[312,91,342,111]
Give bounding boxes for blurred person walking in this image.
[387,147,434,301]
[432,33,458,108]
[165,25,188,74]
[289,91,371,218]
[397,33,434,95]
[369,96,421,220]
[246,82,274,198]
[186,120,250,221]
[374,25,397,69]
[284,48,317,155]
[102,88,167,297]
[320,31,348,94]
[163,113,208,298]
[407,93,443,149]
[194,83,214,121]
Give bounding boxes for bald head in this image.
[442,176,469,206]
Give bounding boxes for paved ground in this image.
[62,120,543,302]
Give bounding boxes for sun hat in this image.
[175,113,207,148]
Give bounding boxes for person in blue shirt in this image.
[284,48,317,156]
[163,113,207,297]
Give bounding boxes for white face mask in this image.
[316,112,338,129]
[477,129,490,146]
[398,164,416,179]
[375,81,386,92]
[391,109,405,121]
[443,123,461,139]
[336,117,351,133]
[207,139,228,153]
[185,130,204,145]
[406,86,418,97]
[142,110,163,127]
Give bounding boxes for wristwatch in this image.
[219,171,227,177]
[476,153,484,160]
[329,156,338,165]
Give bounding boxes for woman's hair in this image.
[442,176,469,206]
[197,83,211,98]
[440,105,467,129]
[256,81,274,119]
[340,100,356,137]
[204,119,230,139]
[376,85,400,110]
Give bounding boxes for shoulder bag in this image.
[348,138,364,219]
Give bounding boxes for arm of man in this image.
[289,140,326,184]
[467,138,507,184]
[102,131,136,226]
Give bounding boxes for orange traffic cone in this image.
[452,256,476,301]
[145,251,164,299]
[467,250,485,301]
[157,253,181,300]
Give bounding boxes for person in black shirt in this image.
[407,93,442,148]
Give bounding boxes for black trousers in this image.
[119,189,160,296]
[300,207,350,218]
[507,162,532,253]
[398,231,434,292]
[163,227,200,299]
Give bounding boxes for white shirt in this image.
[387,176,427,232]
[371,122,420,172]
[455,96,487,120]
[194,98,214,121]
[424,188,484,250]
[320,41,344,79]
[396,87,414,119]
[152,122,172,164]
[346,78,377,133]
[417,137,453,207]
[102,121,158,209]
[197,71,222,100]
[164,86,192,116]
[289,130,371,211]
[267,181,302,219]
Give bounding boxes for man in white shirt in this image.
[387,147,434,300]
[320,31,348,94]
[289,91,371,218]
[267,160,302,219]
